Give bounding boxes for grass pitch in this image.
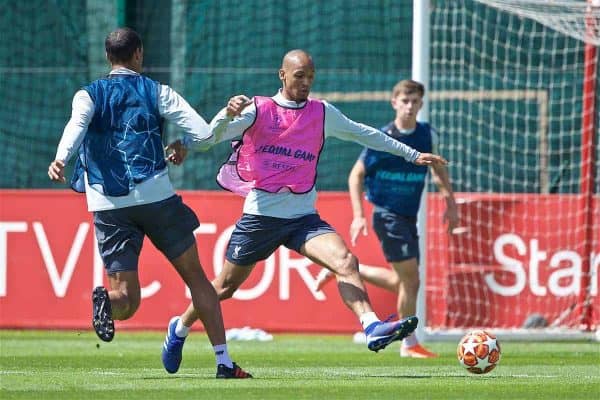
[1,330,598,399]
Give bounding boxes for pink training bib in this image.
[217,96,325,197]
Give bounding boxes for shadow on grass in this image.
[141,374,210,379]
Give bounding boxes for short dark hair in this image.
[392,79,425,98]
[105,28,142,64]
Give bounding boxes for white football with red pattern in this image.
[457,330,501,374]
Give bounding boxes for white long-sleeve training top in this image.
[55,67,211,211]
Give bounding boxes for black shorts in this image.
[225,213,335,265]
[372,210,419,263]
[93,195,199,274]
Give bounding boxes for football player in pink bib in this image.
[161,50,448,373]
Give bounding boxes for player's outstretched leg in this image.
[162,316,187,373]
[366,316,418,352]
[216,362,253,379]
[92,286,114,342]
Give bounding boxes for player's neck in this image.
[394,117,417,131]
[280,90,307,104]
[111,63,141,73]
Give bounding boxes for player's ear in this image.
[133,47,143,62]
[278,69,285,82]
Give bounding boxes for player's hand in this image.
[226,95,252,117]
[165,140,188,165]
[350,217,368,246]
[48,160,66,183]
[414,153,448,166]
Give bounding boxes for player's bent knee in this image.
[125,291,141,317]
[332,253,359,278]
[113,299,139,320]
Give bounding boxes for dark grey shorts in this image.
[93,195,200,274]
[225,213,336,265]
[372,210,419,263]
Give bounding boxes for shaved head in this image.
[281,49,314,70]
[279,49,315,102]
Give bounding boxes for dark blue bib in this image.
[363,122,432,216]
[71,75,165,196]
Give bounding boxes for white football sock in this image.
[359,312,380,331]
[214,344,233,368]
[175,318,190,338]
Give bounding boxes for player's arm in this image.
[348,157,368,246]
[208,95,255,144]
[430,162,459,233]
[429,128,458,232]
[48,90,94,183]
[159,85,212,164]
[323,101,447,166]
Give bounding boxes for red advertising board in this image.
[426,193,600,329]
[0,190,396,333]
[0,190,598,332]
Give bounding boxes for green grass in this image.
[1,330,599,399]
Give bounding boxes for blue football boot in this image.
[161,316,187,373]
[366,316,418,352]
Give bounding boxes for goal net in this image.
[424,0,599,340]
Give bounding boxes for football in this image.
[457,330,501,374]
